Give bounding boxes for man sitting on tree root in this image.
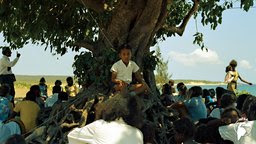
[111,44,150,96]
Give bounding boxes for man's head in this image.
[174,117,195,143]
[118,44,132,64]
[2,47,12,57]
[55,80,62,86]
[30,85,40,97]
[39,77,46,84]
[52,85,62,94]
[25,91,36,102]
[66,77,73,86]
[221,107,241,123]
[169,79,174,86]
[220,92,237,108]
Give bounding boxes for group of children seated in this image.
[0,76,79,143]
[160,81,256,144]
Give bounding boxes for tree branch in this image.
[163,0,200,36]
[73,40,95,52]
[77,0,105,13]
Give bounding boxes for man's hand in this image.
[17,52,21,58]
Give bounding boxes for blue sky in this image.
[157,8,256,82]
[0,8,255,83]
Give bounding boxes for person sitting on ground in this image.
[45,85,62,107]
[176,82,188,102]
[160,83,175,107]
[195,108,240,144]
[227,60,252,92]
[5,134,26,144]
[55,80,63,91]
[30,85,44,109]
[174,117,197,144]
[54,91,69,106]
[215,87,228,108]
[65,77,79,97]
[209,92,237,119]
[0,85,13,116]
[68,93,144,144]
[110,44,149,96]
[236,94,251,112]
[184,86,207,123]
[0,93,11,123]
[12,91,40,133]
[39,77,48,99]
[218,107,256,144]
[169,79,176,94]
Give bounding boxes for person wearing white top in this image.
[45,85,62,107]
[68,93,144,144]
[0,47,20,102]
[68,118,143,144]
[110,44,149,95]
[219,120,256,144]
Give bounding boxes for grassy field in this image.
[14,75,223,99]
[15,75,70,98]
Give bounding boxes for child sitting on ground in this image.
[65,77,79,97]
[110,44,149,95]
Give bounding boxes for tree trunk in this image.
[26,1,178,144]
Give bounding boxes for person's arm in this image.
[224,72,234,83]
[238,75,252,85]
[2,53,20,67]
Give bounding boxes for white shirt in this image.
[219,121,256,144]
[45,93,59,107]
[0,55,19,75]
[0,121,21,143]
[110,60,139,84]
[68,119,143,144]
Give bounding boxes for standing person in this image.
[227,60,252,92]
[110,44,149,95]
[0,47,21,103]
[39,77,48,98]
[65,77,79,97]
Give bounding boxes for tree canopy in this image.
[0,0,254,53]
[1,0,254,89]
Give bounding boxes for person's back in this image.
[14,91,40,132]
[68,119,143,144]
[185,86,207,122]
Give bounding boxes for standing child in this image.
[65,77,79,97]
[110,44,149,95]
[39,77,48,98]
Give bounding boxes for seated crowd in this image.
[160,80,256,144]
[0,77,79,143]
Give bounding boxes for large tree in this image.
[0,0,254,143]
